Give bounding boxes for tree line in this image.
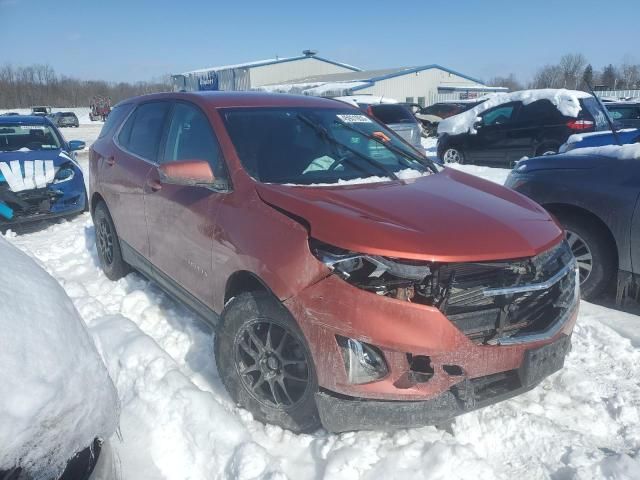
[0,64,172,109]
[489,53,640,92]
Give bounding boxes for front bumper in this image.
[0,171,86,227]
[316,334,571,432]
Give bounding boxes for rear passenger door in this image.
[144,101,229,308]
[103,101,171,258]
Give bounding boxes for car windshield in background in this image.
[369,104,416,124]
[0,124,61,151]
[222,107,433,185]
[61,113,76,118]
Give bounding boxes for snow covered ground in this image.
[2,123,639,479]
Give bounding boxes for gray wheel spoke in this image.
[238,338,259,360]
[275,331,289,354]
[283,370,307,382]
[577,261,592,271]
[247,328,266,353]
[277,377,294,405]
[240,363,259,375]
[266,377,280,405]
[575,253,592,262]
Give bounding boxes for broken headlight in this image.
[310,239,438,303]
[53,163,75,184]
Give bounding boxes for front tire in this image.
[556,213,616,300]
[215,292,321,433]
[93,202,129,280]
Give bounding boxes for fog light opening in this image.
[336,336,388,384]
[407,354,434,383]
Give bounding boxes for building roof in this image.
[275,64,486,87]
[180,55,361,76]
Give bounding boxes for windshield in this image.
[222,107,434,185]
[0,124,62,152]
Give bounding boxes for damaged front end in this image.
[310,238,578,346]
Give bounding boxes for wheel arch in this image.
[224,270,276,306]
[90,191,106,216]
[543,202,619,268]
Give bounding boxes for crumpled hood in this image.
[256,168,563,262]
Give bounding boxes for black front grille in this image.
[440,241,576,344]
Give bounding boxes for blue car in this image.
[0,115,87,228]
[559,127,640,153]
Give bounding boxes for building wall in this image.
[249,57,356,88]
[355,68,485,105]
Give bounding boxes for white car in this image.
[0,237,119,480]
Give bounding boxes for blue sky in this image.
[1,0,637,84]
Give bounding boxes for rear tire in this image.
[556,212,616,300]
[215,292,321,433]
[93,202,129,280]
[442,146,465,164]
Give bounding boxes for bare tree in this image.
[530,65,564,89]
[487,73,523,92]
[558,53,587,89]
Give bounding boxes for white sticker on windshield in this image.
[336,114,372,124]
[20,125,46,130]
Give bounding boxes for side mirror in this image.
[473,116,483,130]
[68,140,85,151]
[158,160,217,187]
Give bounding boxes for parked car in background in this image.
[437,89,611,166]
[335,96,423,150]
[0,236,118,480]
[91,91,577,434]
[50,111,80,128]
[559,128,640,153]
[0,115,87,229]
[506,143,640,301]
[1,112,20,116]
[416,100,485,137]
[605,102,640,129]
[31,105,52,116]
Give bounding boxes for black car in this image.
[50,111,80,128]
[505,149,640,301]
[605,102,640,129]
[438,95,610,166]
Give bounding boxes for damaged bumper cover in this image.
[317,334,572,433]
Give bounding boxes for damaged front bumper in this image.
[316,334,571,432]
[284,256,578,431]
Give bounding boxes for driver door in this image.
[144,101,229,308]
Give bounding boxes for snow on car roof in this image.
[0,237,118,478]
[438,89,592,136]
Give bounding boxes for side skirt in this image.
[120,240,220,328]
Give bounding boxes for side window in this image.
[517,100,559,124]
[163,102,227,178]
[99,104,132,139]
[120,102,170,161]
[481,103,518,126]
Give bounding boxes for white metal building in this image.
[261,65,507,106]
[172,50,360,92]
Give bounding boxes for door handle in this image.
[148,179,162,192]
[106,156,116,166]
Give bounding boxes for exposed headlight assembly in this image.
[310,239,434,301]
[53,163,76,183]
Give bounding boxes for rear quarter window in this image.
[99,104,133,139]
[370,105,416,124]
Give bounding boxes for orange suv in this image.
[90,92,578,432]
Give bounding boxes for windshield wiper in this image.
[296,114,399,181]
[334,118,437,174]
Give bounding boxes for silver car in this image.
[364,103,423,151]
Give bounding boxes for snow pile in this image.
[258,81,371,97]
[438,89,591,136]
[565,142,640,159]
[0,236,118,478]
